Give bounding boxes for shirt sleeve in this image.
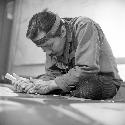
[38,54,63,81]
[55,18,100,92]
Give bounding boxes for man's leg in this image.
[70,74,118,100]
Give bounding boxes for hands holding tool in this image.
[5,73,59,94]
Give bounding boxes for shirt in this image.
[42,17,122,92]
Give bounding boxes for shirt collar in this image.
[57,21,72,64]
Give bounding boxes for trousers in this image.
[70,74,121,100]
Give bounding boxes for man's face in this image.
[32,31,66,56]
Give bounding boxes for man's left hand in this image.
[27,80,59,94]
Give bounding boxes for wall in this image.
[0,0,14,76]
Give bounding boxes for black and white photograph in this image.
[0,0,125,125]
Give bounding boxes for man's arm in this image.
[36,54,63,81]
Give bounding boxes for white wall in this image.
[9,0,125,78]
[11,0,125,66]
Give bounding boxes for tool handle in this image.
[5,73,16,83]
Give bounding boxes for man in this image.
[13,9,123,100]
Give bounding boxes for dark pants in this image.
[70,74,121,100]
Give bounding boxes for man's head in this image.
[26,9,66,56]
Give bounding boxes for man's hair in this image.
[26,9,63,40]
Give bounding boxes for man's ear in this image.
[61,25,66,38]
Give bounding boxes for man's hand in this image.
[27,80,59,94]
[12,73,34,93]
[5,73,34,93]
[5,73,59,95]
